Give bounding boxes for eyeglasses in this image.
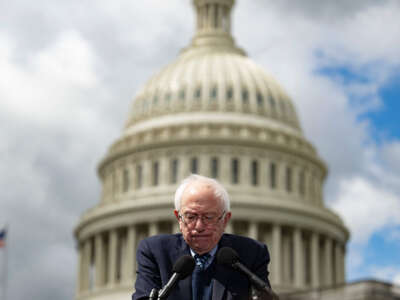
[178,211,226,226]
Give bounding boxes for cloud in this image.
[1,1,400,300]
[331,176,400,244]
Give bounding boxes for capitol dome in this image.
[74,1,349,299]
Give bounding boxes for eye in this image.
[185,214,197,221]
[204,215,215,221]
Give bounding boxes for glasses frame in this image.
[178,210,226,226]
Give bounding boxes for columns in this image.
[95,234,105,288]
[278,162,286,192]
[271,224,282,285]
[324,237,333,286]
[149,222,158,237]
[293,228,304,288]
[173,220,180,234]
[341,244,346,283]
[76,243,83,294]
[124,225,137,284]
[225,221,233,234]
[248,221,258,240]
[240,155,250,186]
[81,239,92,291]
[142,160,151,188]
[179,154,189,181]
[198,153,209,177]
[310,232,320,288]
[335,241,344,284]
[159,157,169,186]
[282,232,291,284]
[108,229,118,287]
[220,155,230,184]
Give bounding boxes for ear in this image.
[174,210,180,221]
[223,211,232,227]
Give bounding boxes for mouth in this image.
[192,234,211,239]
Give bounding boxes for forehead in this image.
[180,181,223,211]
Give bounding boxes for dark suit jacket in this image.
[132,233,271,300]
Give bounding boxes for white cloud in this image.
[331,176,400,244]
[370,266,400,284]
[0,30,99,125]
[1,1,400,299]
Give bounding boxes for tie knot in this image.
[194,253,211,270]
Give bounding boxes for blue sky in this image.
[1,1,400,299]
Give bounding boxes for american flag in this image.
[0,229,6,248]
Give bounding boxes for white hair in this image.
[174,174,230,212]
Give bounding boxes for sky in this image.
[1,0,400,299]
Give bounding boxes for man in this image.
[132,174,272,300]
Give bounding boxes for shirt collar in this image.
[190,244,218,258]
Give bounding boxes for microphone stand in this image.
[148,288,158,300]
[250,284,280,300]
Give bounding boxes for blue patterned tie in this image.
[195,253,211,270]
[193,253,211,300]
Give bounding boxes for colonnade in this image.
[76,219,345,296]
[101,152,324,207]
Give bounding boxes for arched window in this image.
[286,167,292,192]
[242,88,249,104]
[231,158,239,184]
[270,162,276,189]
[226,86,233,101]
[211,157,219,178]
[210,86,218,101]
[152,161,159,186]
[251,160,258,186]
[299,170,305,196]
[194,87,201,100]
[256,92,264,108]
[191,157,198,174]
[179,89,185,102]
[123,168,129,192]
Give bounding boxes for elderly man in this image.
[132,174,272,300]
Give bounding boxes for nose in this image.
[193,216,206,231]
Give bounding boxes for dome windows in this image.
[242,88,249,104]
[179,89,186,101]
[226,86,233,101]
[256,92,264,108]
[210,85,218,101]
[152,161,159,186]
[251,160,259,186]
[211,157,219,179]
[231,158,239,184]
[194,87,202,100]
[191,157,198,173]
[270,162,277,189]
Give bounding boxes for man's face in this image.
[174,181,231,255]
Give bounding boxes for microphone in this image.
[217,247,268,290]
[217,247,279,300]
[157,255,195,299]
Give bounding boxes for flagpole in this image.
[2,225,8,300]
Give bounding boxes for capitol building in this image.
[74,1,400,300]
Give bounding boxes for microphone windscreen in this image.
[172,255,195,278]
[217,247,239,266]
